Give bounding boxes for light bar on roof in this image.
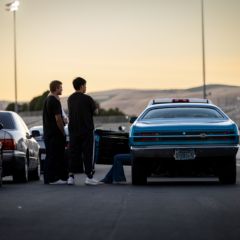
[149,98,211,105]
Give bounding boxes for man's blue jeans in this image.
[101,154,131,183]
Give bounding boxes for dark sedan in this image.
[0,111,40,182]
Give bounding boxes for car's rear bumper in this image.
[131,145,239,159]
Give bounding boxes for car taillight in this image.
[135,132,159,136]
[134,137,158,142]
[0,139,16,150]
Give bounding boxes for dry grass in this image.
[61,85,240,124]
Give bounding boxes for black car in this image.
[94,129,130,165]
[29,123,130,174]
[0,111,40,182]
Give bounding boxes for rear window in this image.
[142,107,225,120]
[0,112,15,129]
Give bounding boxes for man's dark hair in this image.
[49,80,62,92]
[73,77,86,90]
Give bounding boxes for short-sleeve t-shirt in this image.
[43,95,63,138]
[68,92,96,135]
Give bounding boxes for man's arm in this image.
[55,114,65,136]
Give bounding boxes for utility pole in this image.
[201,0,207,99]
[5,0,20,112]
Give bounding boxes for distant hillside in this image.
[60,84,239,115]
[1,84,240,126]
[61,84,240,126]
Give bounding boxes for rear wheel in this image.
[218,156,236,184]
[132,157,147,185]
[29,163,40,181]
[0,169,2,187]
[13,158,29,183]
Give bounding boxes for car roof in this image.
[30,125,43,134]
[30,125,43,131]
[148,98,212,106]
[146,102,217,110]
[143,101,223,116]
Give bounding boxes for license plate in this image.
[41,154,46,160]
[174,149,195,160]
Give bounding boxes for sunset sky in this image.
[0,0,239,102]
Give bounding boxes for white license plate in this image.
[41,154,46,160]
[174,149,195,160]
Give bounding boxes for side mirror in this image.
[0,123,3,130]
[26,132,32,139]
[31,130,41,138]
[129,116,137,124]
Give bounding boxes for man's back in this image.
[68,92,96,135]
[43,95,62,137]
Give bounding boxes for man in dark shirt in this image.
[43,80,67,184]
[67,77,99,185]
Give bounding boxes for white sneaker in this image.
[67,176,75,185]
[49,179,67,185]
[85,177,99,185]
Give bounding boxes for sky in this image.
[0,0,239,102]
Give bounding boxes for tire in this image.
[0,169,2,187]
[131,157,147,185]
[218,156,236,184]
[0,158,2,187]
[13,158,29,183]
[29,164,40,181]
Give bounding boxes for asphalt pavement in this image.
[1,161,240,240]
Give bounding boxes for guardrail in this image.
[20,113,130,129]
[19,110,239,129]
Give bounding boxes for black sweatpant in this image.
[69,132,94,178]
[44,135,68,183]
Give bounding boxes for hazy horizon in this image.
[0,0,239,101]
[1,83,239,103]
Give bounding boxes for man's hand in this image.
[55,114,65,136]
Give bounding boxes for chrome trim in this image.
[130,145,239,159]
[131,145,239,150]
[132,134,238,138]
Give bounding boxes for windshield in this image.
[142,107,225,120]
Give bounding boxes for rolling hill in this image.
[61,84,240,125]
[1,84,240,127]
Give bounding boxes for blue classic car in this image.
[129,98,239,185]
